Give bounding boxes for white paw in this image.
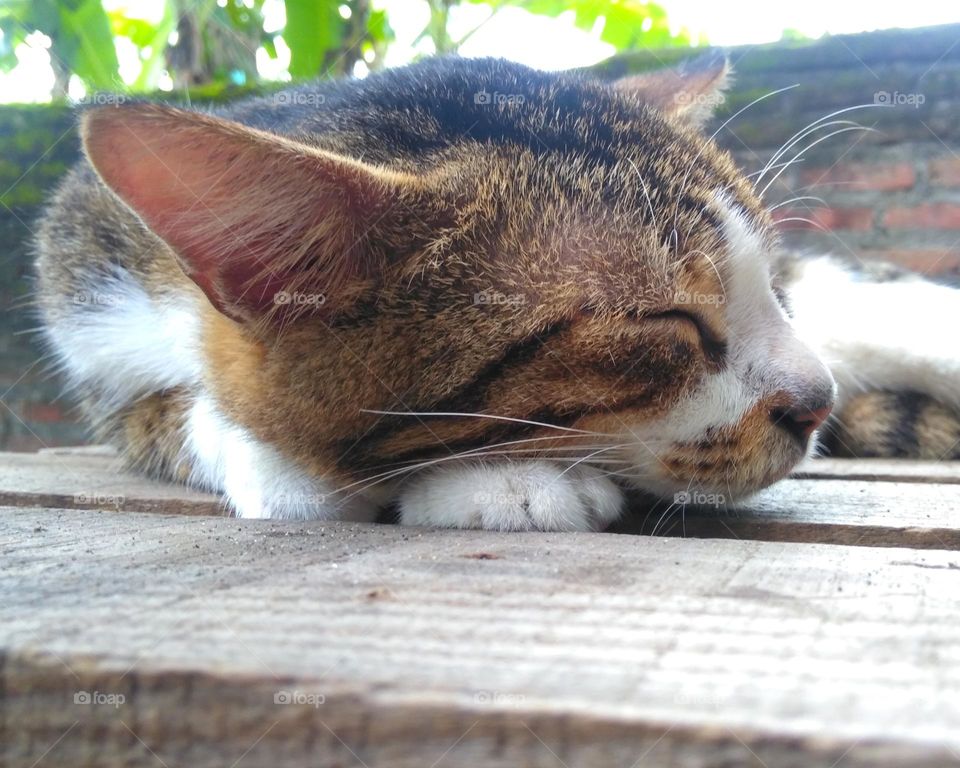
[397,461,625,531]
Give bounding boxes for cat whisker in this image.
[774,216,827,232]
[673,84,801,237]
[360,409,616,437]
[767,195,826,212]
[332,440,636,501]
[755,118,863,188]
[335,441,639,505]
[743,160,803,181]
[754,103,886,186]
[686,248,727,301]
[626,157,659,232]
[554,444,631,479]
[759,125,877,199]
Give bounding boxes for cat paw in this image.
[396,460,625,531]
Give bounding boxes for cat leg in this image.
[825,391,960,459]
[786,255,960,459]
[183,395,380,522]
[395,460,625,531]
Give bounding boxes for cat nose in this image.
[770,393,834,442]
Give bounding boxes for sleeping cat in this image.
[34,55,960,530]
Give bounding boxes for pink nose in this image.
[771,401,833,442]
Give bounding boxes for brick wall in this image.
[2,24,960,449]
[712,25,960,277]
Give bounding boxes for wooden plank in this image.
[619,477,960,549]
[3,451,960,548]
[3,506,960,767]
[793,458,960,484]
[0,450,220,515]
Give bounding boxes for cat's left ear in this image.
[81,102,442,328]
[612,52,730,129]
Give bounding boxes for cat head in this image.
[81,55,835,503]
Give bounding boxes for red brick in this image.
[21,402,68,423]
[929,158,960,187]
[774,207,874,231]
[799,162,915,191]
[883,203,960,229]
[857,249,960,274]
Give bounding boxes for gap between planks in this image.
[2,450,960,549]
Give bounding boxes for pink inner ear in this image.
[82,104,388,323]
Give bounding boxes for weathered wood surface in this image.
[4,451,959,549]
[0,448,220,515]
[621,476,960,549]
[793,458,960,484]
[3,504,960,768]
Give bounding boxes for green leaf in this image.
[58,0,119,89]
[262,34,278,59]
[128,0,176,91]
[283,0,344,79]
[366,8,393,45]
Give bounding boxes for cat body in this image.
[34,56,960,529]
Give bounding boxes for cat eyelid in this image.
[641,308,728,366]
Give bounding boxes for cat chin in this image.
[616,442,807,506]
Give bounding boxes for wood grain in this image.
[0,449,221,515]
[4,451,960,549]
[620,478,960,549]
[3,506,960,767]
[793,458,960,484]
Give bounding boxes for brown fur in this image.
[37,55,920,514]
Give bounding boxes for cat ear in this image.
[612,52,730,129]
[81,103,425,326]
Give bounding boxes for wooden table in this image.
[3,448,960,767]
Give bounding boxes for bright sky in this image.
[0,0,957,102]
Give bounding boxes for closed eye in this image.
[645,309,728,367]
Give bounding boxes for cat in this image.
[33,55,960,530]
